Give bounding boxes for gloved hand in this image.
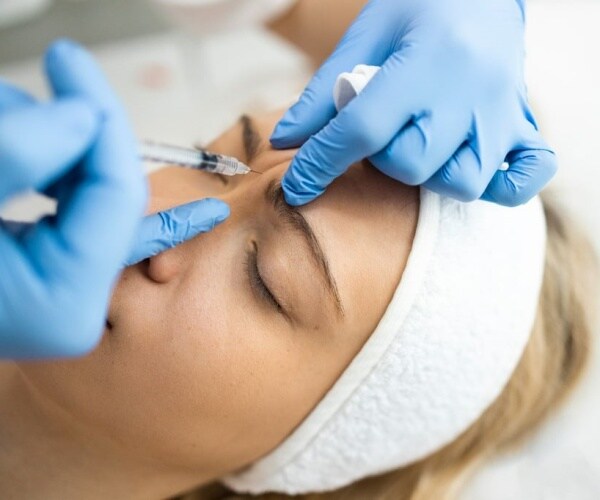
[273,0,557,207]
[0,40,229,359]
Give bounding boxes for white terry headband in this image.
[223,66,547,495]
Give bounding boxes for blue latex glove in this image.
[0,40,229,359]
[273,0,557,207]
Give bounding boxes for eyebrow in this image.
[241,114,263,162]
[265,180,345,318]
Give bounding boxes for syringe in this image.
[139,140,258,176]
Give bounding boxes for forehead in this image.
[252,148,418,229]
[304,160,416,216]
[300,162,419,289]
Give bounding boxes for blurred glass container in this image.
[0,0,53,29]
[150,0,294,36]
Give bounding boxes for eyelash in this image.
[245,242,284,314]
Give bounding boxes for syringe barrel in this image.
[139,141,248,176]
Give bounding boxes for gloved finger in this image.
[271,14,386,149]
[0,99,99,202]
[481,130,557,207]
[0,80,35,111]
[369,108,470,185]
[424,141,505,202]
[26,40,145,286]
[45,39,122,112]
[282,49,425,206]
[124,198,230,266]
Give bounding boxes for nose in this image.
[145,245,187,283]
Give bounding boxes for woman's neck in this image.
[0,363,212,499]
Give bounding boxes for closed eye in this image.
[245,241,284,315]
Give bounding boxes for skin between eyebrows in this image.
[266,180,345,318]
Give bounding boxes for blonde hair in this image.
[180,195,597,500]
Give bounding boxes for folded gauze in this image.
[222,65,547,495]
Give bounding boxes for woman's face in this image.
[19,110,418,478]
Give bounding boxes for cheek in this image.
[18,254,243,466]
[119,273,338,468]
[19,226,359,474]
[18,252,331,472]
